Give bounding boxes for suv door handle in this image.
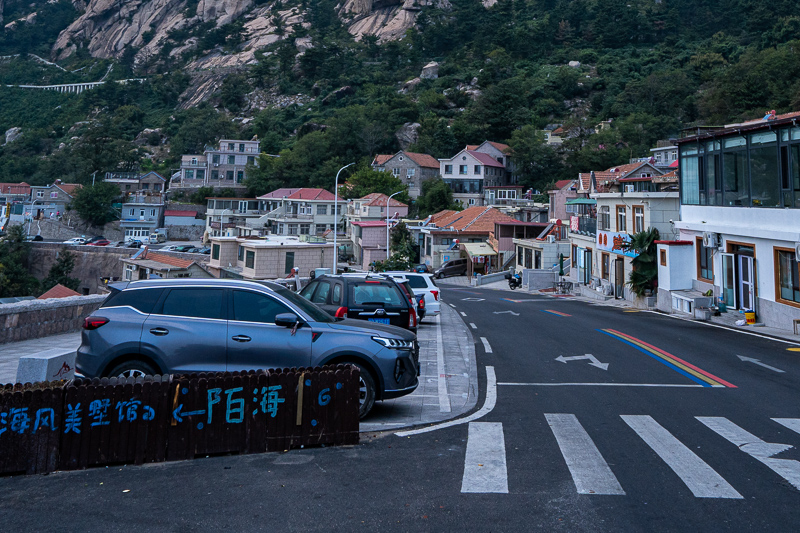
[231,335,251,342]
[149,327,169,336]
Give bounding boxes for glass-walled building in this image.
[673,111,800,332]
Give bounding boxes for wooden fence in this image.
[0,366,359,476]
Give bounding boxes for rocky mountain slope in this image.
[52,0,446,71]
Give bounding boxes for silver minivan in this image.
[434,258,468,279]
[76,279,419,418]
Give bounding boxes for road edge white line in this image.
[481,337,492,353]
[436,314,451,413]
[470,323,477,329]
[643,310,800,347]
[396,366,497,437]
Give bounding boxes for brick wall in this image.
[0,295,106,344]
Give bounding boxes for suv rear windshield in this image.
[102,287,164,314]
[351,283,405,306]
[404,276,428,289]
[274,287,335,323]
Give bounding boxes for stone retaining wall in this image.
[0,295,106,344]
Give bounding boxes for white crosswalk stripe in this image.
[772,418,800,435]
[622,415,742,499]
[461,422,508,493]
[697,416,800,491]
[545,413,625,495]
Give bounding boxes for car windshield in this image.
[274,287,335,323]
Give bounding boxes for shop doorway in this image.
[721,243,756,310]
[614,258,625,298]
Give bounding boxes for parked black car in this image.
[298,274,418,334]
[76,279,419,418]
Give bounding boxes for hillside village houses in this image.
[103,171,166,195]
[171,138,259,191]
[345,193,409,235]
[439,141,516,207]
[371,151,440,199]
[28,180,82,220]
[257,188,337,237]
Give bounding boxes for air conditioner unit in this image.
[213,163,219,167]
[795,242,800,258]
[547,235,556,243]
[702,232,719,248]
[625,184,635,193]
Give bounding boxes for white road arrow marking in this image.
[737,355,785,373]
[493,310,520,316]
[555,354,609,371]
[462,297,485,302]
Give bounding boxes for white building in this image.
[668,111,800,332]
[250,188,337,237]
[173,139,260,189]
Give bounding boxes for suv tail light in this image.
[334,307,348,318]
[409,308,417,328]
[83,316,109,330]
[418,298,425,309]
[431,290,439,301]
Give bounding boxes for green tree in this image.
[416,178,461,218]
[190,186,215,205]
[69,182,121,227]
[621,227,660,298]
[0,225,40,298]
[507,125,563,191]
[342,167,409,203]
[42,249,80,293]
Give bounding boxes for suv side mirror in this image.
[275,313,300,328]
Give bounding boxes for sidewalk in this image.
[0,304,480,432]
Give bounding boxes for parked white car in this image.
[63,237,87,245]
[384,272,441,319]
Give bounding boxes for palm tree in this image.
[621,227,660,297]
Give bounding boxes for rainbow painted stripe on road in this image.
[542,309,572,317]
[598,328,736,388]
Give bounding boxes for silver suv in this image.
[76,279,419,418]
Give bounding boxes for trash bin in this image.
[745,310,756,324]
[694,307,712,321]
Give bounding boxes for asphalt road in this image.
[2,286,800,532]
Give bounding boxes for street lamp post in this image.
[385,190,403,263]
[333,162,355,273]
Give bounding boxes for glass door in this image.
[738,255,755,310]
[582,250,592,284]
[614,258,625,299]
[721,253,737,309]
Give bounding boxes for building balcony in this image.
[123,193,164,204]
[570,215,597,236]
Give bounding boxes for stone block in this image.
[16,348,77,384]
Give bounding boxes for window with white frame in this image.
[634,206,644,233]
[407,168,415,177]
[299,203,312,215]
[459,165,468,175]
[617,206,627,232]
[300,224,310,235]
[288,224,298,235]
[124,264,135,280]
[317,204,327,215]
[392,168,400,176]
[598,206,611,230]
[50,192,58,198]
[36,191,44,198]
[444,165,453,174]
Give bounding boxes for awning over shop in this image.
[565,198,597,205]
[461,242,498,258]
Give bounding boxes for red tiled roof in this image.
[258,188,334,201]
[352,220,387,227]
[164,210,197,217]
[138,252,194,268]
[466,145,479,151]
[429,210,457,224]
[359,193,408,207]
[433,206,518,233]
[486,141,510,153]
[373,155,392,166]
[554,180,574,190]
[0,182,31,194]
[403,152,440,169]
[55,183,82,196]
[467,151,505,168]
[38,284,81,299]
[551,127,564,135]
